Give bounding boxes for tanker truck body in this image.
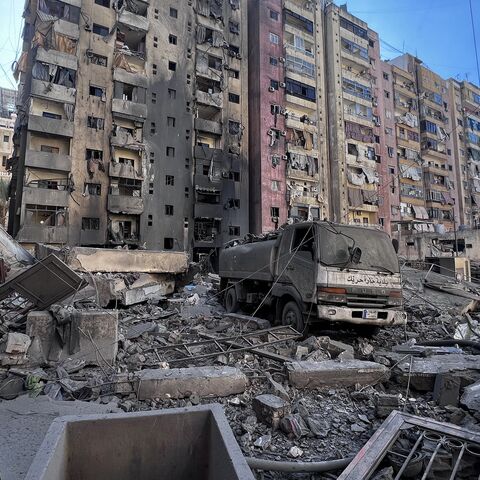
[219,221,406,331]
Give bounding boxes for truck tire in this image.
[225,287,239,313]
[282,301,304,332]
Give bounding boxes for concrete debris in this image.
[433,373,462,407]
[375,394,403,418]
[288,446,303,458]
[287,360,390,389]
[460,380,480,412]
[252,394,290,429]
[133,366,248,400]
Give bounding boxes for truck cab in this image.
[219,222,407,331]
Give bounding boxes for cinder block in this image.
[134,366,248,400]
[26,310,118,368]
[252,394,289,429]
[287,360,389,389]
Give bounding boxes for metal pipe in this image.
[245,456,353,473]
[394,431,425,480]
[421,436,445,480]
[448,443,466,480]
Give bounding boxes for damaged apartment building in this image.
[248,0,330,231]
[7,0,248,259]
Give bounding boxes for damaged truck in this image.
[219,221,406,331]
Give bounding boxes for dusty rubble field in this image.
[1,269,480,479]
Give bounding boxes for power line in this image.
[469,0,480,85]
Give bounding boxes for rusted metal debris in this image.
[145,325,301,364]
[338,411,480,480]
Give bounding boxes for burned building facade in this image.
[8,0,248,258]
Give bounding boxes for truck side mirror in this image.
[350,246,362,264]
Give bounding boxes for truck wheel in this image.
[282,301,304,332]
[225,287,239,313]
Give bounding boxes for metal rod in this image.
[421,437,445,480]
[448,443,466,480]
[394,431,425,480]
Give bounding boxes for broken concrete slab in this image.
[393,354,480,391]
[0,395,120,480]
[252,394,290,429]
[122,274,175,306]
[287,360,390,389]
[131,366,247,400]
[2,333,31,354]
[223,312,272,330]
[375,393,402,418]
[26,309,118,368]
[460,380,480,412]
[44,246,188,274]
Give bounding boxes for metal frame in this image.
[338,411,480,480]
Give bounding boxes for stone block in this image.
[433,374,461,407]
[26,310,118,368]
[460,380,480,412]
[287,360,389,389]
[252,394,290,429]
[133,366,247,400]
[375,393,401,418]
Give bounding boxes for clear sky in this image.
[0,0,478,89]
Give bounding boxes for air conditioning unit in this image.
[279,82,286,88]
[268,86,275,92]
[282,155,288,160]
[280,131,286,137]
[268,129,274,135]
[279,57,286,63]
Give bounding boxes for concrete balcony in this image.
[17,225,68,244]
[291,195,320,206]
[107,195,144,215]
[286,167,319,182]
[31,79,76,104]
[348,203,379,212]
[424,165,449,176]
[25,150,72,172]
[28,115,74,138]
[194,118,222,135]
[22,186,69,206]
[340,50,370,69]
[285,94,316,111]
[55,19,80,40]
[194,203,223,219]
[284,0,314,19]
[196,91,223,109]
[112,98,147,121]
[113,68,148,89]
[36,47,77,71]
[119,10,149,31]
[109,162,143,180]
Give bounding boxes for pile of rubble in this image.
[0,235,480,479]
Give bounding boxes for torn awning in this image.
[412,205,429,219]
[442,192,455,205]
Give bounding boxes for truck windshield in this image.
[318,225,400,274]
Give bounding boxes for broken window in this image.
[84,183,101,195]
[270,207,280,218]
[226,199,240,209]
[228,93,240,104]
[196,187,221,204]
[165,205,174,215]
[292,225,315,259]
[228,68,240,79]
[86,149,103,161]
[347,143,359,156]
[82,217,100,230]
[194,218,220,242]
[169,34,177,45]
[89,85,105,98]
[114,82,146,103]
[32,62,76,88]
[90,53,107,67]
[24,204,66,226]
[110,178,141,196]
[228,120,241,135]
[229,21,239,34]
[93,24,109,37]
[229,226,240,236]
[164,237,174,249]
[165,175,174,185]
[87,116,104,130]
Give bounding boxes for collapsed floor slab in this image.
[37,245,188,274]
[26,404,255,480]
[26,310,118,367]
[117,366,248,400]
[287,360,390,388]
